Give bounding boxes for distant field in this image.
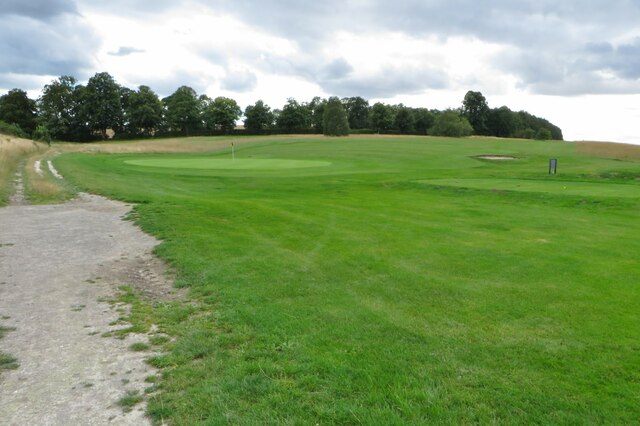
[56,135,640,424]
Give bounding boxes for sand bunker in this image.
[474,155,517,160]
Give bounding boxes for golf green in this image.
[124,158,332,170]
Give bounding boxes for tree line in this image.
[0,72,563,142]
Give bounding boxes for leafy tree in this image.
[68,84,92,140]
[309,96,327,132]
[369,102,394,133]
[394,106,415,134]
[323,97,350,136]
[414,108,436,134]
[342,96,370,129]
[163,86,202,136]
[462,90,489,135]
[487,106,520,138]
[123,85,164,136]
[429,110,473,137]
[276,98,311,131]
[38,76,77,140]
[0,88,37,135]
[84,72,124,139]
[202,96,242,131]
[244,100,274,131]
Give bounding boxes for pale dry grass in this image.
[0,136,48,205]
[576,141,640,161]
[24,153,72,203]
[55,135,318,155]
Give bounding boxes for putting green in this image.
[419,178,640,198]
[124,158,332,170]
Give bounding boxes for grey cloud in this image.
[108,46,146,57]
[320,66,448,98]
[320,58,353,81]
[0,14,98,78]
[141,70,213,98]
[192,0,640,95]
[1,0,77,20]
[499,42,640,96]
[221,70,257,92]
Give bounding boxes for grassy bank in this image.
[0,136,46,205]
[56,136,640,424]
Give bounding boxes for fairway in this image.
[124,157,332,170]
[54,136,640,424]
[421,177,640,198]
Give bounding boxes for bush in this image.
[0,120,28,138]
[429,111,473,137]
[535,128,552,140]
[32,124,52,144]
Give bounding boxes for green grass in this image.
[55,136,640,424]
[0,325,18,372]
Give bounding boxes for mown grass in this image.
[55,136,640,424]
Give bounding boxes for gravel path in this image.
[0,189,176,425]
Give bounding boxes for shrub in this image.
[429,111,473,137]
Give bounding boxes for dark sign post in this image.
[549,158,557,175]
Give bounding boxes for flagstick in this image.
[231,142,235,160]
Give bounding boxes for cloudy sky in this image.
[1,0,640,143]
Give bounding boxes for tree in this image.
[429,110,473,137]
[323,97,350,136]
[244,100,274,131]
[394,106,415,133]
[0,88,37,135]
[38,75,77,140]
[163,86,202,136]
[276,98,311,131]
[202,96,241,131]
[462,90,489,135]
[309,96,327,132]
[487,106,520,138]
[369,102,394,133]
[414,108,436,134]
[342,96,370,129]
[124,85,164,136]
[84,72,124,139]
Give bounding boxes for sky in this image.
[1,0,640,143]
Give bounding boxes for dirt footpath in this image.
[0,192,176,425]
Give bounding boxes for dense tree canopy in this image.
[394,106,415,134]
[342,96,370,129]
[202,96,242,131]
[38,76,77,140]
[85,72,124,139]
[244,100,274,131]
[163,86,201,136]
[462,90,489,135]
[323,97,350,136]
[123,85,164,136]
[430,110,473,137]
[0,76,563,142]
[0,88,37,135]
[369,102,394,133]
[276,98,311,131]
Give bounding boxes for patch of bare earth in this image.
[0,190,182,425]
